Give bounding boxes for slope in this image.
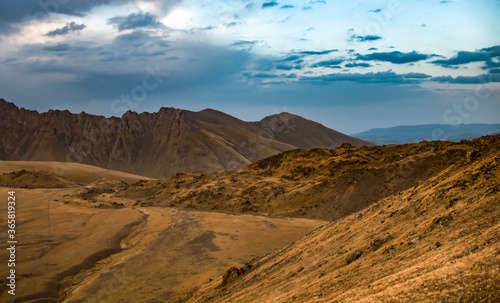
[253,112,374,148]
[115,138,482,221]
[0,160,153,184]
[186,134,500,302]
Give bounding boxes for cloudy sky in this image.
[0,0,499,133]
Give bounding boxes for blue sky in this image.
[0,0,499,133]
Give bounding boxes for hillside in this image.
[0,170,79,188]
[252,112,373,149]
[0,99,372,178]
[185,134,500,302]
[99,138,485,221]
[353,123,500,145]
[0,160,152,184]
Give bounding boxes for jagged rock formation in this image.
[0,99,373,178]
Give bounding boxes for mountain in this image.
[252,112,373,149]
[183,134,500,302]
[0,99,372,178]
[353,123,500,145]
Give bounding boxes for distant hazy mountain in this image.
[352,124,500,145]
[0,99,372,178]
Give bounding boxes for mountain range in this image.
[0,99,372,178]
[353,123,500,145]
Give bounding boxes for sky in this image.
[0,0,499,134]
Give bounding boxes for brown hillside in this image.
[253,112,374,148]
[0,170,79,188]
[185,134,500,302]
[111,138,483,221]
[0,160,153,184]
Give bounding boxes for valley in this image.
[0,134,499,302]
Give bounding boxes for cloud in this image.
[350,35,382,42]
[300,70,431,84]
[345,62,371,68]
[356,51,431,64]
[276,64,293,70]
[41,43,72,52]
[45,22,86,37]
[99,30,169,61]
[281,55,302,61]
[403,73,432,79]
[262,1,279,8]
[0,0,135,34]
[431,45,500,68]
[281,5,294,9]
[431,73,500,84]
[231,40,259,50]
[108,11,163,31]
[298,49,338,55]
[369,9,382,13]
[311,59,345,68]
[244,72,279,78]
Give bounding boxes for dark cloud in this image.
[298,49,338,55]
[281,5,294,9]
[0,0,135,34]
[244,72,278,79]
[99,31,169,61]
[431,45,500,68]
[231,40,258,51]
[350,35,382,42]
[311,59,345,68]
[281,55,302,61]
[276,64,293,70]
[45,22,86,37]
[262,1,279,8]
[368,48,378,51]
[345,62,371,68]
[108,11,163,31]
[369,9,382,13]
[300,70,431,84]
[232,40,258,47]
[403,73,432,79]
[42,43,72,52]
[356,51,431,64]
[431,73,500,84]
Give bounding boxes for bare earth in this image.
[0,187,324,302]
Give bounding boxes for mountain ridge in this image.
[0,98,373,178]
[353,123,500,145]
